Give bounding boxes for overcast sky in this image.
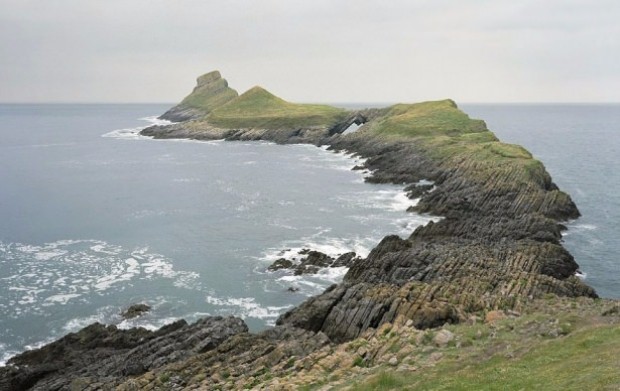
[1,0,618,103]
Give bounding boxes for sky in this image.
[1,0,618,103]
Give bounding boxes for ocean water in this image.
[0,104,618,364]
[0,104,436,363]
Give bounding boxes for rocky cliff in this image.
[1,71,612,391]
[159,71,238,122]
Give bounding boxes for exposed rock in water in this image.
[267,258,293,271]
[121,303,151,319]
[267,250,360,276]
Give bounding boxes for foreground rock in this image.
[0,316,247,391]
[115,296,619,390]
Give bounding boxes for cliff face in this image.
[1,72,606,390]
[276,100,595,342]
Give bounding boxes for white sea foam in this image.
[273,266,349,296]
[0,348,18,366]
[102,116,174,140]
[117,316,183,331]
[58,297,196,334]
[62,309,115,332]
[572,224,597,231]
[562,222,598,237]
[205,295,292,326]
[173,177,202,183]
[43,293,81,305]
[298,148,368,175]
[127,209,167,220]
[575,270,588,279]
[0,239,200,319]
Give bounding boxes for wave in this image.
[102,116,174,140]
[205,295,292,326]
[0,239,200,319]
[562,222,598,237]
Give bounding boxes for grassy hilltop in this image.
[206,86,348,129]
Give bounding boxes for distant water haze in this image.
[0,103,618,364]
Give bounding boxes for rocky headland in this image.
[1,71,618,391]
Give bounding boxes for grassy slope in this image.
[180,86,238,113]
[365,99,555,193]
[368,99,531,162]
[353,325,620,391]
[205,86,348,129]
[178,71,238,114]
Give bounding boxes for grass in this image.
[368,100,488,138]
[206,86,348,129]
[348,325,620,391]
[178,71,238,114]
[350,99,564,197]
[352,372,406,391]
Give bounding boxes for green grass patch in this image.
[407,325,619,390]
[179,71,238,114]
[206,86,347,129]
[351,371,406,391]
[369,100,488,138]
[353,356,368,368]
[360,99,551,190]
[158,373,170,383]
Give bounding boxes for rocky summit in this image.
[2,71,617,391]
[158,71,239,122]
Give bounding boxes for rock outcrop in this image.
[159,71,238,122]
[276,112,596,342]
[267,250,360,275]
[0,316,246,391]
[121,304,151,319]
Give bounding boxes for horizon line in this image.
[1,101,619,106]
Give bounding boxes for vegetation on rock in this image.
[159,70,238,122]
[368,99,488,138]
[178,71,239,112]
[206,86,348,129]
[114,297,620,390]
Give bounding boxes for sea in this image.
[0,103,618,364]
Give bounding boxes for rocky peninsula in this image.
[1,71,618,390]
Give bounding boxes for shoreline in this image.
[0,117,435,366]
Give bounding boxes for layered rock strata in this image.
[0,317,246,391]
[159,71,238,122]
